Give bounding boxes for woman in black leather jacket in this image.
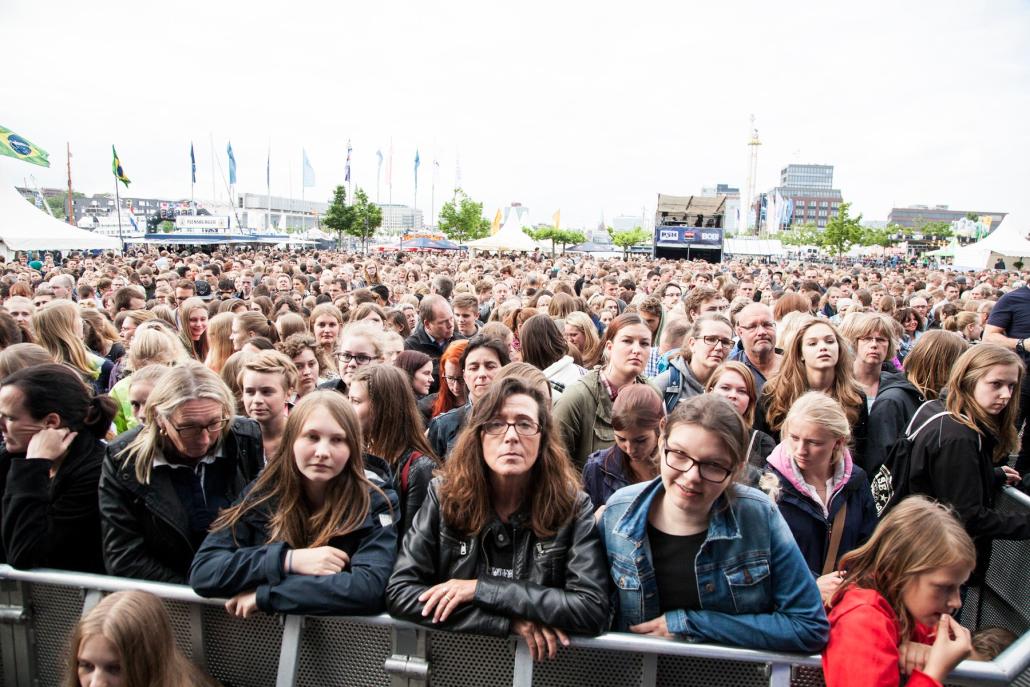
[348,364,438,537]
[99,362,264,583]
[0,364,117,572]
[387,377,608,661]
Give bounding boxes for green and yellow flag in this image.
[0,125,49,167]
[112,145,130,187]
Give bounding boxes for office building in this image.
[766,163,843,230]
[887,205,1006,229]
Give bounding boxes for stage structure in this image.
[653,193,726,262]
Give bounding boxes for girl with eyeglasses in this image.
[601,395,828,652]
[388,377,608,662]
[652,315,734,413]
[318,322,385,395]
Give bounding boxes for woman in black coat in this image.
[387,377,608,662]
[0,364,117,572]
[99,362,264,583]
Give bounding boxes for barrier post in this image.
[385,625,429,686]
[275,615,304,687]
[0,579,34,687]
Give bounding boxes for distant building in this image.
[701,184,740,234]
[238,193,327,231]
[377,204,424,232]
[765,163,843,230]
[612,214,644,232]
[887,205,1006,229]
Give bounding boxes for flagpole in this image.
[431,163,435,230]
[113,175,124,252]
[209,133,216,203]
[266,143,271,232]
[190,144,195,216]
[66,142,74,225]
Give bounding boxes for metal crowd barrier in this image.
[0,487,1026,687]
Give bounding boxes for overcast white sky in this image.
[2,0,1028,228]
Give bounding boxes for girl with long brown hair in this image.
[348,364,438,534]
[387,377,608,661]
[756,317,870,469]
[190,391,397,616]
[177,296,210,362]
[32,300,113,393]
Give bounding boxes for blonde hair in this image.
[203,312,235,373]
[704,361,758,426]
[31,300,94,377]
[945,344,1024,461]
[119,362,235,484]
[903,331,968,401]
[783,391,851,466]
[238,349,299,394]
[833,496,975,641]
[564,311,601,367]
[943,311,979,334]
[65,590,215,687]
[128,326,189,372]
[339,322,387,358]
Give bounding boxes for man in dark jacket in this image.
[99,417,264,583]
[404,294,460,395]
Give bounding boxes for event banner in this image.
[655,225,723,246]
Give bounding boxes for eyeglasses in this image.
[336,352,376,365]
[663,448,733,483]
[739,321,776,332]
[700,335,734,349]
[170,417,230,440]
[858,336,890,346]
[444,375,465,385]
[482,419,541,436]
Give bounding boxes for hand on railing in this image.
[629,615,673,638]
[513,618,570,661]
[225,589,258,618]
[418,578,478,623]
[288,547,350,576]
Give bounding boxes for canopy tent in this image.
[466,210,542,252]
[0,178,122,254]
[723,238,786,257]
[397,236,462,251]
[951,214,1030,270]
[924,237,960,258]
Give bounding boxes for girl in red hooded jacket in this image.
[823,496,974,687]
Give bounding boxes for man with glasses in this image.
[659,282,683,312]
[174,279,196,306]
[730,303,782,394]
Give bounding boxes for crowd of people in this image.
[0,247,1027,687]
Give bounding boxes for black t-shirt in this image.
[484,522,515,580]
[647,522,705,614]
[987,286,1030,340]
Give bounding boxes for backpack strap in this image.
[746,430,759,461]
[907,411,952,441]
[822,503,848,576]
[664,366,682,413]
[400,450,421,493]
[904,400,939,435]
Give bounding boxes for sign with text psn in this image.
[656,225,723,247]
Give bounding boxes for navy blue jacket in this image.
[582,446,633,512]
[189,484,398,615]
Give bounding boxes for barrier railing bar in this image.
[768,662,791,687]
[511,639,533,687]
[275,615,303,687]
[81,589,103,616]
[640,653,657,687]
[1,564,1026,685]
[1002,485,1030,508]
[189,604,206,670]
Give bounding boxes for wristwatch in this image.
[1017,338,1027,356]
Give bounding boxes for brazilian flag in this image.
[112,145,130,187]
[0,125,49,167]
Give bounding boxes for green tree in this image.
[159,220,175,233]
[820,203,864,256]
[343,188,382,253]
[780,222,821,247]
[438,189,490,243]
[609,226,651,259]
[860,226,893,248]
[322,185,356,249]
[529,226,586,255]
[917,220,953,240]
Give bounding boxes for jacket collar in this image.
[612,477,741,544]
[766,442,851,508]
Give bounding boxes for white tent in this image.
[724,238,786,257]
[0,178,121,254]
[951,214,1030,270]
[466,209,542,252]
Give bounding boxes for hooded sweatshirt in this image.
[867,375,924,475]
[764,443,878,576]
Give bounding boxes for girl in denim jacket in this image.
[601,395,829,652]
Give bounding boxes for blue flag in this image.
[302,149,316,187]
[227,142,237,185]
[414,149,420,173]
[345,139,352,183]
[190,143,196,184]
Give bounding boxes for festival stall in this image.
[951,215,1030,270]
[0,181,121,256]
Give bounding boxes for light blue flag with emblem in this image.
[227,142,237,185]
[302,149,316,187]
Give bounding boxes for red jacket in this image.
[823,587,940,687]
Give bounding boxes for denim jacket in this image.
[600,478,829,653]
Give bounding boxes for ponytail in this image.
[84,395,119,434]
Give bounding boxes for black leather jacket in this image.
[386,480,608,637]
[99,418,264,583]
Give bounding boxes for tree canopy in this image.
[438,189,490,243]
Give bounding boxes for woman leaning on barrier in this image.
[99,362,264,583]
[601,394,829,653]
[387,377,609,661]
[0,364,117,572]
[189,391,398,617]
[67,590,218,687]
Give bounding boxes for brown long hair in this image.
[65,590,216,687]
[762,318,864,433]
[437,377,579,538]
[833,496,975,641]
[211,391,383,548]
[903,331,967,400]
[945,344,1024,462]
[350,365,438,465]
